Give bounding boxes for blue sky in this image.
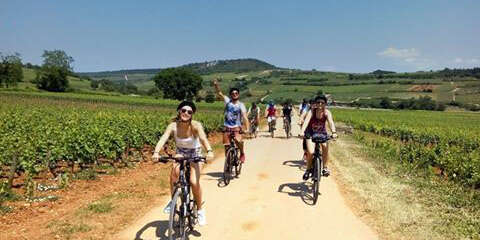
[1,0,479,73]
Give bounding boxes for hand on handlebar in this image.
[152,152,160,161]
[206,151,214,159]
[332,133,338,140]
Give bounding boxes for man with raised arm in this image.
[213,79,249,163]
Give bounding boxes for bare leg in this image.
[321,143,329,168]
[170,164,180,196]
[190,163,203,210]
[305,139,315,169]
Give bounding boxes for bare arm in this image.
[153,122,175,159]
[193,121,214,158]
[326,110,337,137]
[300,110,312,134]
[213,79,226,100]
[298,110,308,126]
[242,110,250,132]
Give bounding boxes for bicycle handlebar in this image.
[158,156,207,163]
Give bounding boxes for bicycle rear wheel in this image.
[223,149,234,185]
[312,156,321,205]
[169,189,187,240]
[285,121,290,138]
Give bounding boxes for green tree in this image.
[379,97,392,109]
[90,80,99,90]
[36,66,69,92]
[36,50,74,92]
[153,68,203,100]
[0,53,23,88]
[205,91,216,103]
[41,50,74,72]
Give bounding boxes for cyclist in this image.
[213,79,249,163]
[247,102,260,138]
[299,98,309,116]
[265,101,277,131]
[300,95,337,180]
[152,101,214,226]
[282,101,293,129]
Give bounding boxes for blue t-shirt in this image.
[224,96,247,128]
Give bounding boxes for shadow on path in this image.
[134,220,201,240]
[282,159,306,171]
[203,171,228,188]
[277,182,318,206]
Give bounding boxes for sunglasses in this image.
[231,91,239,95]
[180,108,193,115]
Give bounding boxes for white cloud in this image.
[451,57,479,67]
[377,47,420,59]
[404,58,416,63]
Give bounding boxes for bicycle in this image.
[267,117,276,138]
[283,116,291,138]
[304,133,334,205]
[223,129,242,185]
[159,156,207,240]
[249,117,258,138]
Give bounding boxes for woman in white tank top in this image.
[153,101,214,226]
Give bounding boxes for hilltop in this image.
[78,58,277,82]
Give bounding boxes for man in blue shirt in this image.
[213,79,250,163]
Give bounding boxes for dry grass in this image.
[331,135,446,240]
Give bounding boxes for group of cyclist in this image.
[152,78,337,227]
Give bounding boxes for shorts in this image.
[223,126,242,145]
[267,116,276,123]
[176,147,202,158]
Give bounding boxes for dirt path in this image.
[116,115,378,240]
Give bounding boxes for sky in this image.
[1,0,479,73]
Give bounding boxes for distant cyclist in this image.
[300,95,337,179]
[282,101,293,129]
[152,101,214,226]
[299,98,309,116]
[247,102,260,138]
[213,79,249,163]
[265,101,277,131]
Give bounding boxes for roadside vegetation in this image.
[331,108,480,239]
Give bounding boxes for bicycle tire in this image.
[312,155,321,205]
[187,196,197,229]
[169,189,186,240]
[285,121,290,138]
[223,148,233,185]
[234,148,242,177]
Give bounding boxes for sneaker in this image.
[303,168,312,181]
[322,167,330,177]
[240,154,245,163]
[197,209,207,226]
[163,201,172,214]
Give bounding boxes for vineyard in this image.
[333,108,480,187]
[0,94,224,192]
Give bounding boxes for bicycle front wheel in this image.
[223,149,234,185]
[169,189,187,240]
[233,149,242,177]
[312,156,321,205]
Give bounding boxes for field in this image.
[332,108,480,187]
[126,69,479,106]
[0,93,224,195]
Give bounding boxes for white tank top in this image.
[174,127,201,149]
